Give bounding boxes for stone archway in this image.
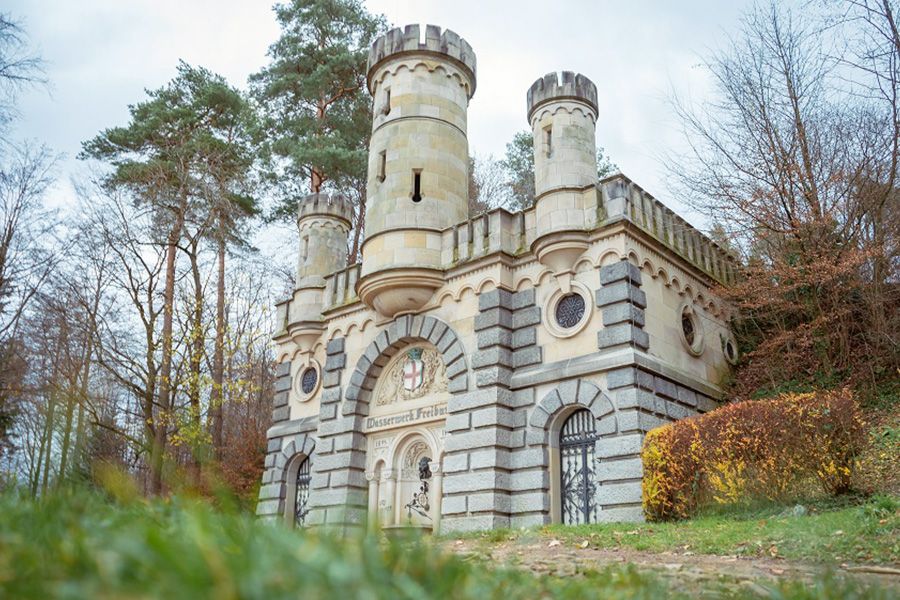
[528,379,618,524]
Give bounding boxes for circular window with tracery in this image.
[295,360,321,401]
[723,334,739,365]
[543,282,593,338]
[555,294,586,329]
[679,304,704,356]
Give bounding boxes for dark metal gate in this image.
[560,409,600,525]
[294,458,311,527]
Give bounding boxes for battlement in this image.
[367,24,477,92]
[527,71,597,120]
[297,193,354,227]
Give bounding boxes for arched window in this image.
[293,457,312,527]
[559,409,600,525]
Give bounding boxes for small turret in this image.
[359,25,477,319]
[284,192,352,358]
[526,71,599,292]
[295,192,354,288]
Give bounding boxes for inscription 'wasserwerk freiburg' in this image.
[365,404,448,432]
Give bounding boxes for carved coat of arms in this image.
[375,345,447,406]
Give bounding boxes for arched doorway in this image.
[286,455,312,527]
[559,409,600,525]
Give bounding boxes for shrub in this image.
[642,389,865,521]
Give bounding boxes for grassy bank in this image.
[461,495,900,566]
[0,490,895,599]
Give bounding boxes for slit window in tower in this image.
[544,126,553,157]
[382,88,391,115]
[377,150,386,182]
[412,170,422,203]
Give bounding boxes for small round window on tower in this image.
[555,294,586,329]
[724,336,739,365]
[300,367,318,395]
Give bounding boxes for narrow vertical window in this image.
[378,150,386,182]
[544,126,553,157]
[301,236,309,261]
[383,88,391,115]
[412,170,422,203]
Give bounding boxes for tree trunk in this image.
[187,235,203,476]
[210,233,226,457]
[152,208,185,495]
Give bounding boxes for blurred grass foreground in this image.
[0,484,895,599]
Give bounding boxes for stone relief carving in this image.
[401,441,430,479]
[375,346,448,406]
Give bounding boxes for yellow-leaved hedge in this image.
[641,389,865,521]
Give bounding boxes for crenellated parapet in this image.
[526,71,597,121]
[367,24,477,95]
[297,192,354,228]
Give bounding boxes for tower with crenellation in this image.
[258,24,740,534]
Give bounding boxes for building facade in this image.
[256,24,738,533]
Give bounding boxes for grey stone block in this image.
[471,406,517,428]
[510,513,551,528]
[274,376,292,393]
[264,453,275,468]
[440,515,510,534]
[602,304,645,327]
[597,505,645,523]
[577,382,601,408]
[272,406,289,422]
[511,288,536,310]
[477,328,512,349]
[322,369,341,389]
[316,416,362,436]
[512,306,541,329]
[442,470,510,494]
[697,395,718,413]
[475,365,512,387]
[596,481,642,506]
[654,377,678,400]
[511,328,537,349]
[419,317,437,342]
[314,450,366,472]
[474,307,512,331]
[677,386,698,407]
[469,448,511,470]
[599,261,642,285]
[329,468,368,489]
[508,470,549,491]
[448,372,468,393]
[606,367,654,391]
[326,337,345,356]
[333,431,366,453]
[310,471,330,490]
[525,428,548,446]
[442,341,465,366]
[321,387,342,404]
[255,499,281,517]
[541,390,562,415]
[478,288,513,310]
[438,330,457,353]
[472,347,513,369]
[441,494,468,515]
[428,320,448,346]
[319,402,338,420]
[598,324,650,350]
[468,492,511,514]
[442,452,470,473]
[596,433,644,459]
[511,388,534,408]
[557,379,579,405]
[258,482,284,501]
[529,405,551,430]
[615,387,657,412]
[595,282,647,309]
[509,429,526,449]
[444,427,512,453]
[272,391,289,408]
[513,346,542,368]
[447,387,513,413]
[445,412,471,432]
[446,356,467,378]
[509,447,546,469]
[276,361,292,377]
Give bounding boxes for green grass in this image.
[0,489,896,599]
[456,495,900,566]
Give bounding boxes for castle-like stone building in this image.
[256,24,738,532]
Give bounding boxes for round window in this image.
[300,367,318,395]
[679,304,704,356]
[555,293,586,329]
[723,335,739,365]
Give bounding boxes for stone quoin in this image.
[257,24,738,533]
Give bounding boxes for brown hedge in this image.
[641,389,865,521]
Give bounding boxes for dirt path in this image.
[446,538,900,595]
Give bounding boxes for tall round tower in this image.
[358,24,477,319]
[526,71,598,292]
[285,192,353,355]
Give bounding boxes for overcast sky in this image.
[7,0,770,225]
